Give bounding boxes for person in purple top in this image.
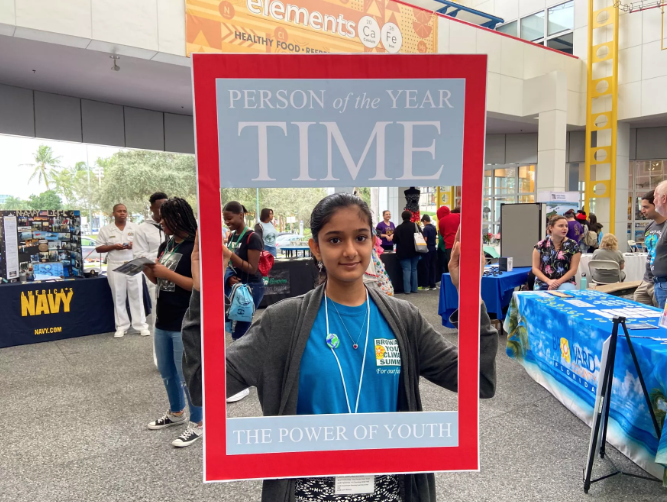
[564,209,584,243]
[376,210,396,252]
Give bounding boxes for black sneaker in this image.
[147,411,187,430]
[172,422,203,447]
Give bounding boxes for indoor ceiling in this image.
[0,35,193,115]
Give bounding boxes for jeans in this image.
[399,256,420,293]
[423,248,438,287]
[232,281,266,340]
[653,279,667,309]
[154,327,203,423]
[265,245,277,257]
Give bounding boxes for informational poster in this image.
[3,216,19,280]
[0,210,84,282]
[192,53,486,482]
[186,0,438,56]
[537,191,580,220]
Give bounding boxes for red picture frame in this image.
[192,53,487,481]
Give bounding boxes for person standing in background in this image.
[376,210,395,252]
[143,198,202,447]
[437,205,460,276]
[96,204,148,338]
[254,208,278,257]
[564,209,584,243]
[635,189,666,306]
[421,214,438,290]
[393,210,422,294]
[134,192,168,365]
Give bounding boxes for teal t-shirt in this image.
[296,296,401,415]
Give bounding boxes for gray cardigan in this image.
[181,284,498,502]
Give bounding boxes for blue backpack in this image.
[227,282,255,323]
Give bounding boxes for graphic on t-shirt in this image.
[375,338,401,367]
[157,252,183,293]
[646,229,662,270]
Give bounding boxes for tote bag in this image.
[414,223,428,253]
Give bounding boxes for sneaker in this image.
[114,329,125,338]
[226,388,250,403]
[172,422,203,448]
[147,411,187,430]
[139,329,151,337]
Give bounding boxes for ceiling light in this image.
[110,55,120,72]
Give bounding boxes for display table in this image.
[438,267,531,328]
[577,252,647,284]
[505,291,666,484]
[280,246,312,258]
[259,258,318,308]
[0,277,115,349]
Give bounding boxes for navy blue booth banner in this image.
[0,277,115,349]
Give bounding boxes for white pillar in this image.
[536,110,568,193]
[615,122,630,251]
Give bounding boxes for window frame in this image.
[499,1,574,55]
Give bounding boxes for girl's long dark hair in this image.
[160,197,198,241]
[310,193,373,282]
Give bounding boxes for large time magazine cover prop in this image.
[192,53,486,481]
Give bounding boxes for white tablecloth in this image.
[576,252,647,284]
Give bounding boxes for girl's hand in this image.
[151,263,172,279]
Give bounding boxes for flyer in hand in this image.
[111,257,154,276]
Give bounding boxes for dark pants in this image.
[423,248,438,287]
[232,281,266,340]
[438,248,452,276]
[381,244,394,252]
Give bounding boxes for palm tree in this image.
[24,145,61,190]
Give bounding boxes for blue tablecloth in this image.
[438,267,530,328]
[505,291,667,484]
[0,277,116,348]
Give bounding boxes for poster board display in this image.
[192,53,487,482]
[536,191,580,220]
[0,210,84,282]
[500,203,547,269]
[186,0,438,56]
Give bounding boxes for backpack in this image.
[363,249,394,296]
[582,225,598,247]
[242,231,274,277]
[227,282,255,322]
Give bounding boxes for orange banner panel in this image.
[186,0,438,55]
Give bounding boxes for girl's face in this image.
[269,210,274,221]
[161,217,174,237]
[309,207,373,285]
[550,219,568,238]
[223,211,244,232]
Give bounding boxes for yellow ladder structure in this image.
[584,0,619,232]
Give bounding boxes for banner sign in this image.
[262,267,290,295]
[216,78,465,187]
[192,53,486,481]
[186,0,438,56]
[0,277,116,349]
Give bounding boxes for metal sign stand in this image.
[583,316,662,493]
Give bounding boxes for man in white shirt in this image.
[96,203,149,338]
[134,192,168,316]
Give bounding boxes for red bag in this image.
[246,232,274,277]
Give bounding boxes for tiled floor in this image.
[0,290,664,501]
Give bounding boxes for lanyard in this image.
[324,287,370,414]
[229,227,249,253]
[159,238,182,264]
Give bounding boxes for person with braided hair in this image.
[143,197,203,448]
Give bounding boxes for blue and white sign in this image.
[227,411,458,455]
[216,78,465,187]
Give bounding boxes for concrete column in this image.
[536,110,568,193]
[615,122,631,251]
